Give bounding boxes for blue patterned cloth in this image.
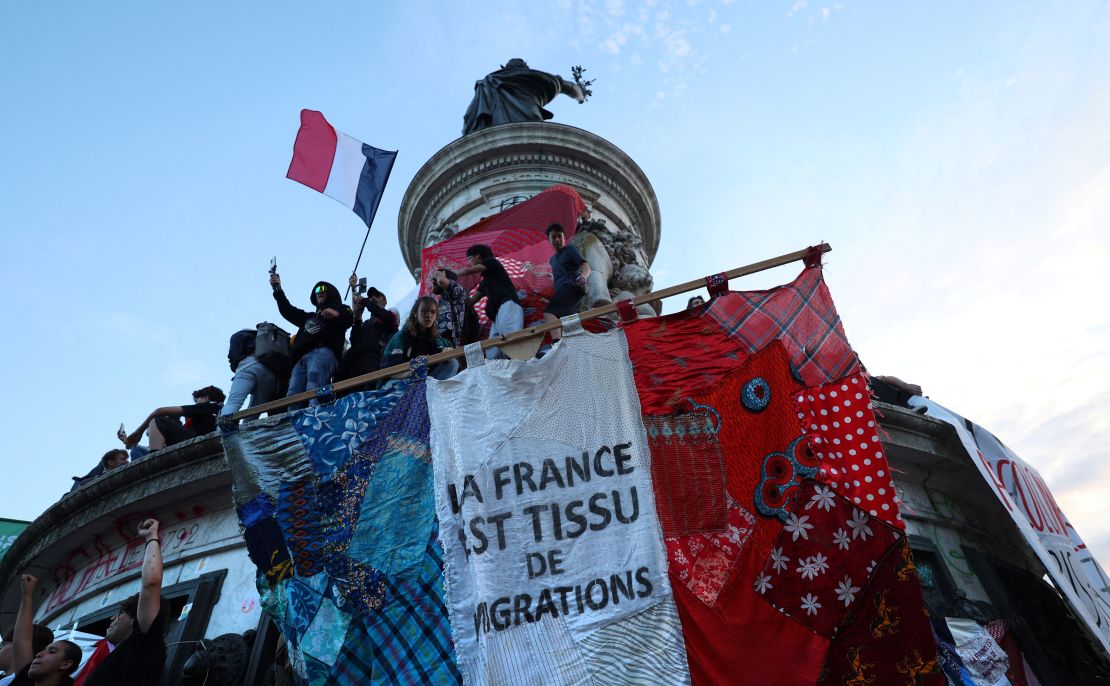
[222,363,461,685]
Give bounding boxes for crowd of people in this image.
[0,520,166,686]
[64,223,595,492]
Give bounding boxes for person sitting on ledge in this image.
[119,386,225,454]
[382,297,459,381]
[6,574,81,686]
[69,449,129,492]
[869,375,924,411]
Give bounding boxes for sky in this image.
[2,1,1108,572]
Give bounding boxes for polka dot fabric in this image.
[794,373,904,530]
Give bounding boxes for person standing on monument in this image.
[541,223,590,349]
[456,244,524,360]
[430,267,473,349]
[268,272,352,404]
[335,274,397,383]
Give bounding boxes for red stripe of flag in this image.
[286,110,338,192]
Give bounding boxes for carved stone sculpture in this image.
[424,221,459,248]
[573,218,657,317]
[463,59,585,135]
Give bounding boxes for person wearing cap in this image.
[335,274,398,383]
[269,272,352,404]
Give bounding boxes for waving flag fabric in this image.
[287,109,397,229]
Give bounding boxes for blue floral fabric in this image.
[222,366,461,685]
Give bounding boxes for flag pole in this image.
[233,242,831,421]
[345,224,373,300]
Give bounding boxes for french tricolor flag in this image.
[286,110,397,229]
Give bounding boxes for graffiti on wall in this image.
[43,505,216,613]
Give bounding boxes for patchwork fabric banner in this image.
[623,265,941,686]
[222,364,461,685]
[427,317,690,686]
[216,262,951,685]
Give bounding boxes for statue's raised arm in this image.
[463,59,587,135]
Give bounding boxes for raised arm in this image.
[11,574,38,675]
[135,518,163,634]
[270,273,309,327]
[455,263,487,277]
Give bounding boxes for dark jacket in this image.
[381,328,451,369]
[273,281,353,362]
[336,301,399,381]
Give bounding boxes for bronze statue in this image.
[463,59,588,135]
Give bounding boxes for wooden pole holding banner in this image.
[231,242,831,421]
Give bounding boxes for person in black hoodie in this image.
[269,271,352,404]
[335,274,398,384]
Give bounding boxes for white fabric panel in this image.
[322,131,365,209]
[945,617,1012,686]
[428,326,688,685]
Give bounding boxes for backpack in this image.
[254,322,293,377]
[228,329,256,372]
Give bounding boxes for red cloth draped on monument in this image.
[622,264,942,686]
[419,184,586,327]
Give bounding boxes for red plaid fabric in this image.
[756,481,900,637]
[705,266,860,387]
[795,373,906,530]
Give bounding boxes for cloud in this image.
[787,0,808,18]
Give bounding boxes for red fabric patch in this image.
[693,343,808,546]
[419,185,587,326]
[665,343,831,685]
[644,406,728,536]
[624,308,749,415]
[705,266,860,387]
[757,481,899,637]
[818,539,944,686]
[675,540,830,686]
[666,497,755,606]
[986,619,1031,686]
[795,373,905,530]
